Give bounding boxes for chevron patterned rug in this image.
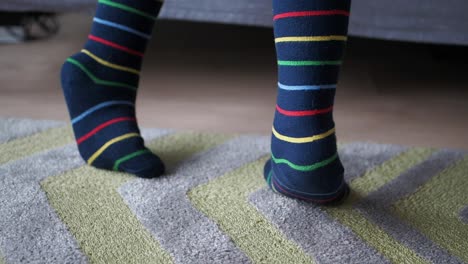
[0,118,467,264]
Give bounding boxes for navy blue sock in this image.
[61,0,164,178]
[264,0,351,204]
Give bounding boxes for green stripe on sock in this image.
[272,152,338,171]
[278,60,342,66]
[113,149,151,171]
[393,156,468,262]
[325,148,435,264]
[41,131,231,264]
[188,157,314,264]
[98,0,157,20]
[0,126,74,165]
[67,58,137,91]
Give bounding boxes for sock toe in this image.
[118,152,165,178]
[263,159,272,182]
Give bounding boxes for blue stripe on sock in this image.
[71,101,135,125]
[93,18,151,39]
[278,82,336,91]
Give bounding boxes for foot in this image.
[61,53,164,178]
[60,0,164,178]
[264,159,349,205]
[265,0,352,204]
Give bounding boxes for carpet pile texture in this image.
[0,118,467,264]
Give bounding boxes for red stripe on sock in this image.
[274,10,350,20]
[88,35,144,57]
[77,117,136,145]
[276,105,333,117]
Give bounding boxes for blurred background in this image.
[0,0,467,149]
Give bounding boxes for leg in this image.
[61,0,164,178]
[264,0,351,204]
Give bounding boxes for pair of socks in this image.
[61,0,350,204]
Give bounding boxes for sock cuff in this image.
[97,0,163,20]
[272,0,351,16]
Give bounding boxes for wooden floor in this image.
[1,13,467,149]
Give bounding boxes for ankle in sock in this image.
[264,0,351,204]
[61,0,164,178]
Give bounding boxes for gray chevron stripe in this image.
[119,135,270,264]
[357,150,466,264]
[340,142,407,181]
[0,128,170,264]
[0,145,88,264]
[460,206,468,224]
[0,118,63,143]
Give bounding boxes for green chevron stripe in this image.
[0,126,74,165]
[148,131,232,169]
[325,148,435,264]
[350,148,435,197]
[42,166,172,264]
[394,156,468,262]
[188,157,315,264]
[41,131,231,264]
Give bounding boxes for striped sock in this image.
[60,0,164,178]
[264,0,351,204]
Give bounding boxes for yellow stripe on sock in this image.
[272,126,335,144]
[87,133,140,165]
[275,35,347,43]
[81,49,140,75]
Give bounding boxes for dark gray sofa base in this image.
[1,0,467,46]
